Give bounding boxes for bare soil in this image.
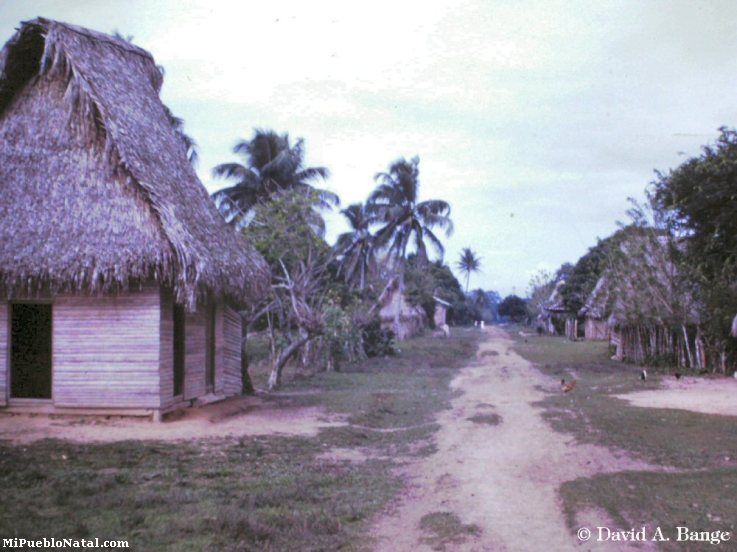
[0,395,346,443]
[615,376,737,416]
[371,327,656,551]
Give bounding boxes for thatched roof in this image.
[542,280,569,317]
[579,276,611,319]
[0,18,269,308]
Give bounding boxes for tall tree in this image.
[368,156,453,334]
[334,202,376,291]
[212,129,338,227]
[456,247,482,293]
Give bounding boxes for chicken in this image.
[675,372,682,380]
[560,378,576,393]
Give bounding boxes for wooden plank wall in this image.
[53,289,161,408]
[0,303,7,406]
[213,301,226,395]
[183,304,206,401]
[159,289,174,409]
[222,305,242,396]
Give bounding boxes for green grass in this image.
[418,511,481,551]
[0,329,480,551]
[512,332,737,549]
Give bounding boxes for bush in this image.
[361,318,396,357]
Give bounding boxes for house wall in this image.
[0,303,6,406]
[221,305,243,395]
[159,289,174,409]
[52,289,161,408]
[584,318,610,341]
[434,305,447,327]
[159,293,242,407]
[183,304,207,401]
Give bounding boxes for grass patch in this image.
[512,332,737,549]
[467,413,502,426]
[560,471,737,552]
[419,511,481,551]
[0,330,480,550]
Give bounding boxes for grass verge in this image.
[0,329,480,551]
[512,332,737,549]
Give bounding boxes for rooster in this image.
[560,379,577,393]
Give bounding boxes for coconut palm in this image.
[368,156,453,334]
[212,129,338,227]
[457,247,482,293]
[335,203,376,291]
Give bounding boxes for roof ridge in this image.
[28,17,154,62]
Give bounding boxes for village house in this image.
[0,19,269,420]
[378,278,427,340]
[578,276,611,341]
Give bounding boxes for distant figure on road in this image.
[480,320,485,329]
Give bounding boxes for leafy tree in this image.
[334,202,376,291]
[651,127,737,369]
[456,247,482,293]
[212,129,337,228]
[498,294,528,322]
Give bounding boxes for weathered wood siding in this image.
[159,289,174,408]
[0,303,7,406]
[213,301,226,395]
[53,290,161,408]
[184,304,207,401]
[222,305,242,395]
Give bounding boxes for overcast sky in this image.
[3,1,737,295]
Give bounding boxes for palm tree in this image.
[457,247,482,293]
[212,129,338,227]
[368,156,453,334]
[335,203,376,291]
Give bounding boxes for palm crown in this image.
[212,129,338,228]
[368,156,453,265]
[335,203,376,291]
[457,247,482,293]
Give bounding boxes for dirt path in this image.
[372,327,654,551]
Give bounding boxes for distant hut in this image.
[579,276,611,341]
[604,230,701,368]
[377,278,427,340]
[0,19,269,419]
[540,280,574,337]
[433,296,451,327]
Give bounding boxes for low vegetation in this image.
[0,330,480,551]
[513,333,737,550]
[418,511,481,551]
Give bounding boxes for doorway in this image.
[10,303,52,399]
[173,304,185,397]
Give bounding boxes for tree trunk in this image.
[240,322,255,395]
[682,324,694,369]
[267,332,313,391]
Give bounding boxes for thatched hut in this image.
[603,230,701,368]
[578,276,611,341]
[0,19,269,419]
[377,278,427,340]
[433,296,450,327]
[539,280,574,337]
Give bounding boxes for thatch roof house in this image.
[578,276,611,341]
[0,19,269,419]
[539,280,572,336]
[377,278,427,340]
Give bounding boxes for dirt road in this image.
[372,327,651,551]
